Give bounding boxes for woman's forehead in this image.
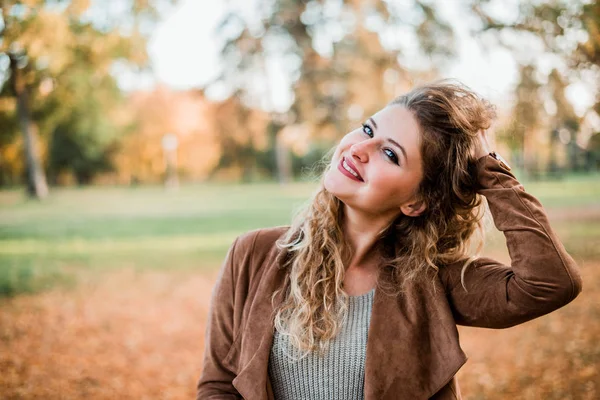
[371,105,421,144]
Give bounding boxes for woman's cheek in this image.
[338,135,355,149]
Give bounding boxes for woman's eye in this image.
[361,123,373,137]
[384,148,399,164]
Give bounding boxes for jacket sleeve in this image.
[197,237,244,399]
[439,155,583,329]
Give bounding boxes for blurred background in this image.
[0,0,598,398]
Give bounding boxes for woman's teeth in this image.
[343,159,359,178]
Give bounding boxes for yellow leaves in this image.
[120,29,149,66]
[66,0,92,17]
[279,123,311,156]
[2,2,152,76]
[0,137,24,178]
[16,0,46,9]
[0,97,17,114]
[8,9,75,74]
[82,30,147,69]
[113,87,224,183]
[38,77,54,96]
[579,365,597,379]
[133,0,152,13]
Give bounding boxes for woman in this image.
[197,81,582,399]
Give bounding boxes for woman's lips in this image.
[337,157,363,182]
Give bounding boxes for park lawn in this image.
[0,174,599,297]
[0,182,314,296]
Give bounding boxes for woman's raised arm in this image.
[439,155,583,328]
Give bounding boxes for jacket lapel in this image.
[231,247,287,400]
[365,278,467,399]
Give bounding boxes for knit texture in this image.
[268,288,375,400]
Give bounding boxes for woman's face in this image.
[324,105,425,218]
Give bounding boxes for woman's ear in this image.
[400,200,427,217]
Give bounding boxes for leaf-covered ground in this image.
[0,270,215,399]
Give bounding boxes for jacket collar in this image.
[231,248,467,400]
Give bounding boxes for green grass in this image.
[0,183,315,297]
[0,174,599,297]
[518,172,600,208]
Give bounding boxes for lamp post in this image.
[161,133,179,190]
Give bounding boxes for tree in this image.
[500,65,544,174]
[47,64,123,185]
[209,91,271,181]
[472,0,600,126]
[546,68,581,172]
[0,0,175,196]
[468,0,600,174]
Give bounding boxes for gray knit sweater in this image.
[268,289,375,400]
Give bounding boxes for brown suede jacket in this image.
[197,155,583,399]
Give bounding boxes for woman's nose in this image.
[350,140,370,163]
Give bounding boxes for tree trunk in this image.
[267,120,291,184]
[10,56,49,199]
[275,131,292,184]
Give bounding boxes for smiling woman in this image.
[197,80,582,400]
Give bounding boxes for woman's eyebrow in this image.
[368,117,378,130]
[369,117,408,163]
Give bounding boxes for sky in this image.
[148,0,226,91]
[142,0,595,117]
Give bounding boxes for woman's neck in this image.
[341,205,399,267]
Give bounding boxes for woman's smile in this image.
[338,157,363,182]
